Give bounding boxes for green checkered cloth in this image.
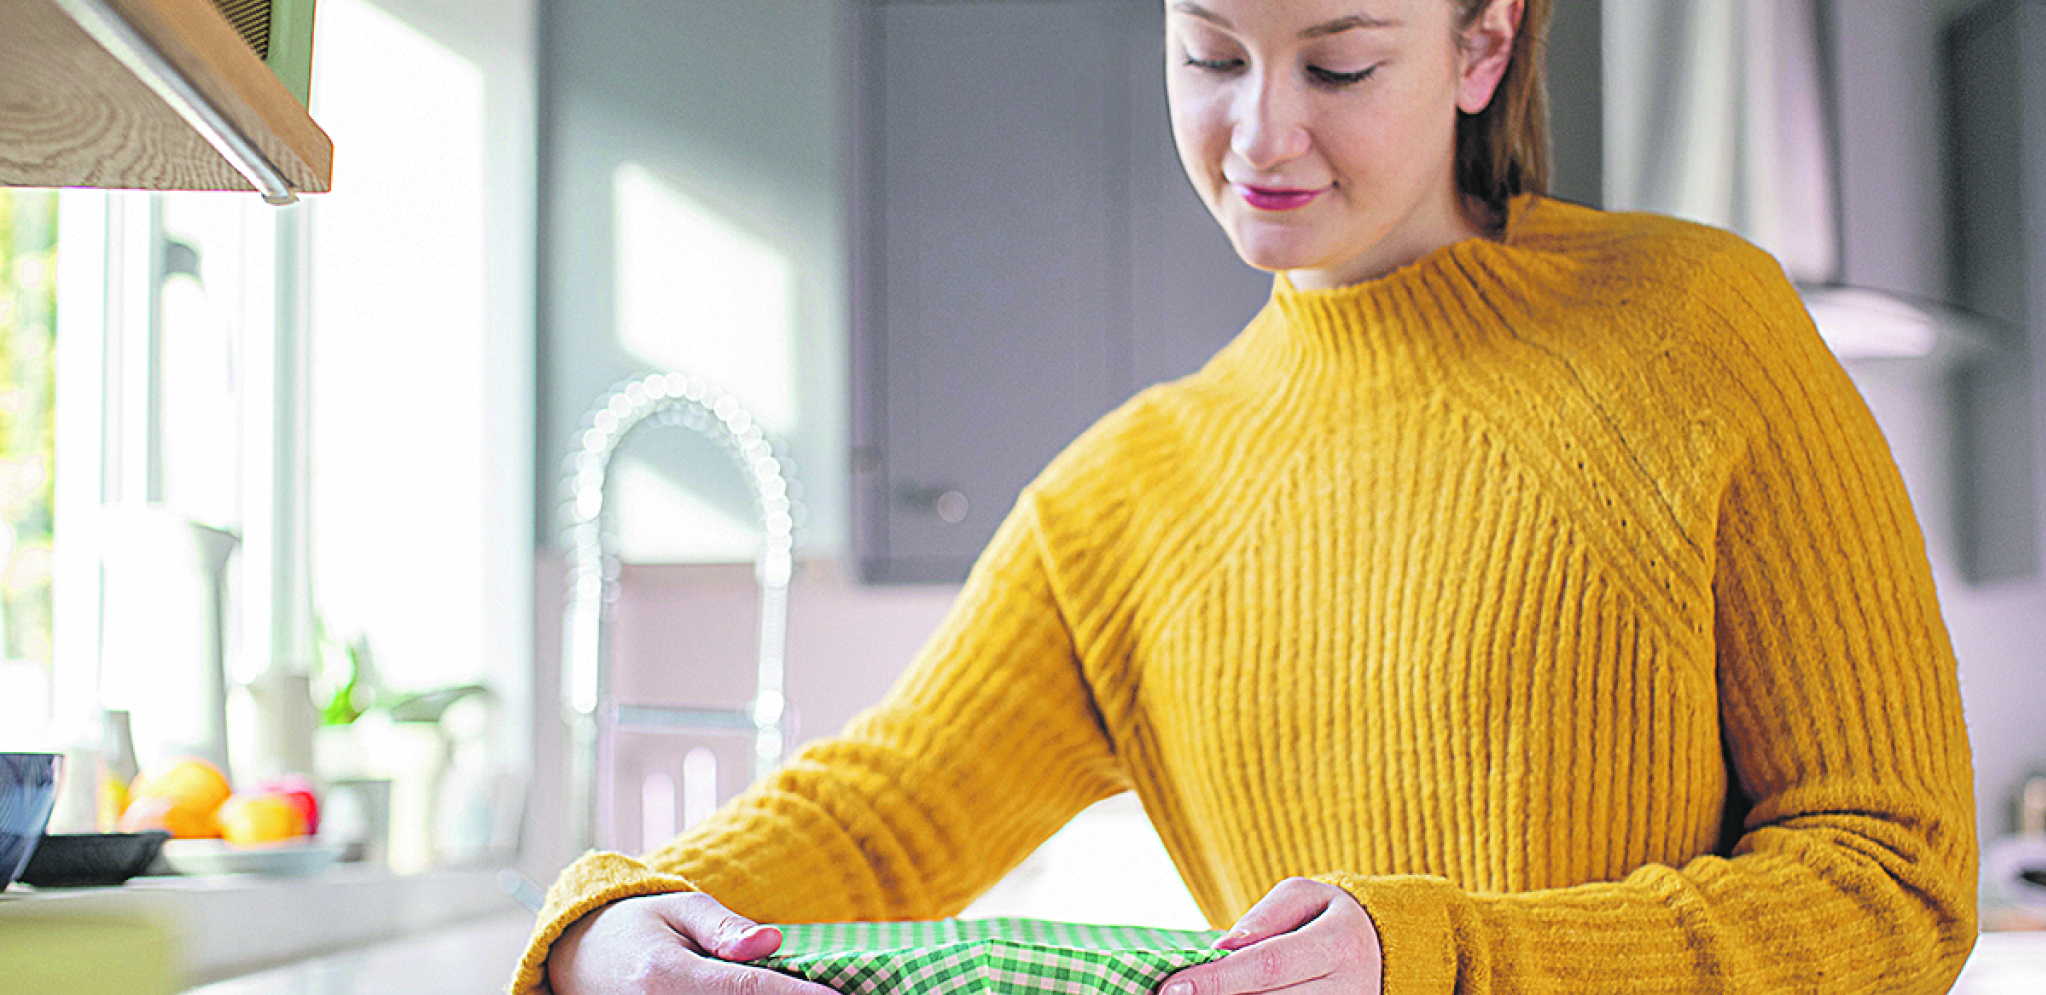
[754,918,1228,995]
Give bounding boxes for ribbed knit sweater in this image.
[514,196,1978,995]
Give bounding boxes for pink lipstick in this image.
[1235,183,1325,211]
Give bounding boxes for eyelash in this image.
[1180,57,1378,88]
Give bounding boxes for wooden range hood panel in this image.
[0,0,332,197]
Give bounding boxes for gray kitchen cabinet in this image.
[850,0,1269,584]
[1948,0,2045,582]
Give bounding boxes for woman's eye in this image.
[1182,56,1244,73]
[1308,65,1377,87]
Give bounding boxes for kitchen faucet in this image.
[559,372,799,857]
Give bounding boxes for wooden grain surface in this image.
[0,0,331,194]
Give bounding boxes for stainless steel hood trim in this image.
[1603,0,2010,359]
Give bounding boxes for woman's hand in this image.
[547,891,845,995]
[1162,878,1384,995]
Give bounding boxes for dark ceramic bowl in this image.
[20,831,171,888]
[0,752,61,892]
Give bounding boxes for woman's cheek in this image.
[1169,98,1230,191]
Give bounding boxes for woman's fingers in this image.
[1164,879,1381,995]
[688,955,846,995]
[1212,877,1334,951]
[653,891,785,961]
[1166,928,1338,995]
[598,945,843,995]
[547,892,845,995]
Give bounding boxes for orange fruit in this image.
[118,794,222,838]
[125,757,232,839]
[130,757,232,812]
[219,794,308,844]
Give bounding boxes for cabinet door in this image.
[853,0,1270,584]
[1948,0,2043,583]
[860,0,1127,582]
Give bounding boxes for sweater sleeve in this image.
[509,491,1131,995]
[1316,257,1979,994]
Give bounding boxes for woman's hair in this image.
[1452,0,1550,227]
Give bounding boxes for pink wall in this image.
[524,554,958,876]
[600,559,957,853]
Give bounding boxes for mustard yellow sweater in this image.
[514,196,1978,995]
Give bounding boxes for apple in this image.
[219,793,307,844]
[256,775,319,836]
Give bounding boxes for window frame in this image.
[49,189,313,742]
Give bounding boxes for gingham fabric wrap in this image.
[755,918,1228,995]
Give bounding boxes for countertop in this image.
[188,911,536,995]
[0,865,516,985]
[1955,931,2046,993]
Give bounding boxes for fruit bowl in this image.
[0,753,61,892]
[161,837,344,877]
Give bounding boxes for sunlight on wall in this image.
[609,455,760,563]
[612,163,798,435]
[307,0,490,692]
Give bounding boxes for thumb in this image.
[1212,878,1332,951]
[712,922,785,962]
[659,892,785,961]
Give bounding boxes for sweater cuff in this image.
[508,852,701,995]
[1314,873,1465,995]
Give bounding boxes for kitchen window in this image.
[0,188,249,755]
[12,0,535,847]
[35,187,300,768]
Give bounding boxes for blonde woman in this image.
[522,2,1978,992]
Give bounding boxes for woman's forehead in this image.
[1165,0,1451,38]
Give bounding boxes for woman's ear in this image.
[1457,0,1523,114]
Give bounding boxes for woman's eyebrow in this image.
[1168,4,1402,37]
[1301,13,1402,38]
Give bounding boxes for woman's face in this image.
[1164,0,1518,289]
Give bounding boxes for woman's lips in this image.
[1235,183,1325,211]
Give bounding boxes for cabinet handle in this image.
[899,484,970,524]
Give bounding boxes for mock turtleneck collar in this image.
[1231,194,1559,384]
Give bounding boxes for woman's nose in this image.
[1230,76,1312,170]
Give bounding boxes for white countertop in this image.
[0,865,520,986]
[188,912,537,995]
[1955,931,2046,994]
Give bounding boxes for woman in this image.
[521,1,1979,992]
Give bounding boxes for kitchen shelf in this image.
[0,0,332,202]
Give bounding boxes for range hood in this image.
[1602,0,1995,359]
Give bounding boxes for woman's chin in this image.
[1224,233,1327,275]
